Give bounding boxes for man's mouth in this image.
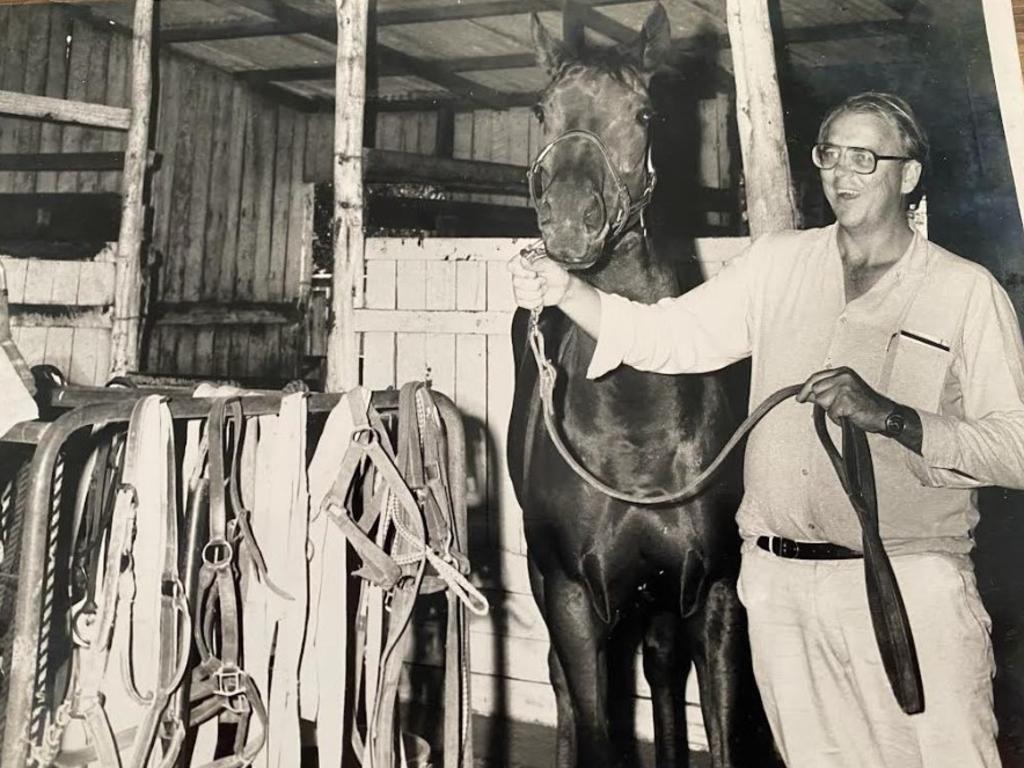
[835,189,860,200]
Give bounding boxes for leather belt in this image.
[757,535,862,560]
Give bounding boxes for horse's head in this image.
[528,4,670,270]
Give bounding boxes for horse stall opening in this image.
[0,2,315,388]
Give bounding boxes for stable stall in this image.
[0,0,1021,766]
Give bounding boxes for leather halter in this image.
[527,128,657,250]
[37,396,191,768]
[315,384,486,768]
[188,397,268,768]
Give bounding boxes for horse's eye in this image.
[636,108,654,126]
[533,104,545,124]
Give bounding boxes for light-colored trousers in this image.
[739,545,1000,768]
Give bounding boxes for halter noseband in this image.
[527,128,657,245]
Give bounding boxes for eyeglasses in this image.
[811,143,912,175]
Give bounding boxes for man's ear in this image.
[531,13,567,75]
[901,159,923,196]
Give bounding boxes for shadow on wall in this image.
[975,487,1024,766]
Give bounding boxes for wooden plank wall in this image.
[359,235,750,745]
[0,4,312,385]
[145,52,310,383]
[0,5,126,384]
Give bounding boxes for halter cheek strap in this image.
[527,128,657,243]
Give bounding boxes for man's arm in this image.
[508,248,758,378]
[905,276,1024,489]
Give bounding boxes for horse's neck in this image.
[557,231,699,428]
[585,231,679,302]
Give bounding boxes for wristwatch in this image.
[883,406,906,438]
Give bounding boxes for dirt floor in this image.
[470,715,711,768]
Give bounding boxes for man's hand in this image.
[508,250,573,310]
[796,367,894,433]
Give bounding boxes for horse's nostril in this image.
[583,197,604,232]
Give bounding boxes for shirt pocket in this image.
[880,331,954,413]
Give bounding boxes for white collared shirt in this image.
[588,224,1024,554]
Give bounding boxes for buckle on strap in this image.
[213,666,251,715]
[213,666,242,696]
[769,536,798,558]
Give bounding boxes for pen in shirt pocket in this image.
[887,329,951,352]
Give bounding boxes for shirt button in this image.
[839,317,848,325]
[801,468,809,476]
[809,522,817,530]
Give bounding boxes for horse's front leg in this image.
[540,573,615,768]
[642,609,691,767]
[529,558,577,768]
[686,576,778,768]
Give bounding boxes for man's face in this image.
[820,110,918,233]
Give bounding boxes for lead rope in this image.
[520,241,802,505]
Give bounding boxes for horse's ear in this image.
[642,3,672,69]
[531,13,567,75]
[620,2,672,71]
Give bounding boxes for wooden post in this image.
[327,0,369,392]
[109,0,155,375]
[981,0,1024,227]
[726,0,798,237]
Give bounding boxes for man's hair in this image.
[817,92,929,205]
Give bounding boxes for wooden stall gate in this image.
[0,7,134,385]
[358,234,750,748]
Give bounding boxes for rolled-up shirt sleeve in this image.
[908,274,1024,489]
[587,249,756,379]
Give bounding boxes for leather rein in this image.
[524,128,924,715]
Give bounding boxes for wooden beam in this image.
[376,47,513,109]
[726,0,797,236]
[377,148,527,191]
[0,151,161,172]
[370,91,541,112]
[0,194,122,240]
[376,0,633,25]
[153,301,303,326]
[0,91,131,130]
[303,143,527,190]
[227,0,511,109]
[563,2,587,53]
[328,0,369,391]
[679,0,727,31]
[226,0,336,39]
[159,19,313,43]
[237,65,334,84]
[10,306,113,329]
[0,152,125,171]
[110,0,154,375]
[549,0,637,44]
[366,198,538,236]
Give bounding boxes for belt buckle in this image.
[772,537,798,558]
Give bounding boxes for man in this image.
[509,92,1024,767]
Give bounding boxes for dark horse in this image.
[507,6,772,767]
